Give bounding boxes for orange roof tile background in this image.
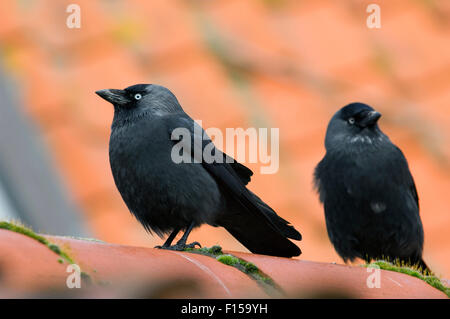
[0,0,449,277]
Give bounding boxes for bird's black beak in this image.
[95,89,130,106]
[360,110,381,127]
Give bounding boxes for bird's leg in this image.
[175,221,201,249]
[155,228,180,249]
[159,222,201,251]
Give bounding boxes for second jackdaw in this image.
[96,84,302,258]
[314,103,429,271]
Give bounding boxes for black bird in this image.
[96,84,301,257]
[314,102,429,271]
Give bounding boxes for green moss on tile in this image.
[0,220,102,289]
[216,253,278,294]
[48,243,61,255]
[184,246,282,296]
[184,245,223,257]
[364,260,450,298]
[217,254,259,276]
[0,221,75,265]
[1,220,48,245]
[240,259,258,273]
[216,254,239,266]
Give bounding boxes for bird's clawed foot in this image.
[155,241,202,251]
[184,241,202,249]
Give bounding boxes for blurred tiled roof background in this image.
[0,0,449,276]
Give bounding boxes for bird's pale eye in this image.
[348,117,355,125]
[134,93,142,100]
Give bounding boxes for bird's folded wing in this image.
[166,114,253,185]
[165,114,302,241]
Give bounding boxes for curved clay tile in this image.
[0,229,447,298]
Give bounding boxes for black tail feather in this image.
[222,216,302,258]
[251,192,302,241]
[219,192,302,258]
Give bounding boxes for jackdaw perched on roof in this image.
[314,102,429,271]
[96,84,302,258]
